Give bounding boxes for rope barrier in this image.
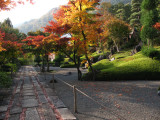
[54,75,127,120]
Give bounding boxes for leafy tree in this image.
[103,17,131,52]
[0,0,33,11]
[0,19,24,66]
[140,0,159,46]
[109,2,131,23]
[129,0,142,30]
[1,18,13,28]
[61,0,101,81]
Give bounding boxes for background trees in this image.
[129,0,142,30]
[0,0,33,11]
[140,0,159,46]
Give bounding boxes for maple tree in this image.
[58,0,101,80]
[23,32,54,72]
[103,16,131,52]
[44,7,84,80]
[0,0,34,11]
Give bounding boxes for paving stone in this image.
[38,95,47,104]
[33,83,39,86]
[15,89,20,94]
[35,86,42,91]
[23,86,33,90]
[49,96,66,108]
[23,95,36,100]
[0,105,8,112]
[41,104,57,120]
[37,91,44,95]
[12,98,20,106]
[57,108,76,120]
[10,106,22,115]
[45,88,56,96]
[23,92,35,96]
[0,112,6,120]
[8,114,20,120]
[1,99,10,106]
[25,108,40,120]
[22,99,38,108]
[22,89,34,93]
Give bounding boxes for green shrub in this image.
[0,72,12,88]
[6,63,17,72]
[83,51,160,81]
[18,58,28,65]
[34,55,42,66]
[60,62,76,68]
[141,46,160,59]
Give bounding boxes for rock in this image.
[110,57,115,61]
[131,42,142,56]
[158,91,160,96]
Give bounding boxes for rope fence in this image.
[54,75,127,120]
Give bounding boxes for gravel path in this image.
[49,67,160,120]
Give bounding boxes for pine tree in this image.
[140,0,159,46]
[130,0,142,29]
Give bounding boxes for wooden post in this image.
[53,74,55,88]
[73,85,78,113]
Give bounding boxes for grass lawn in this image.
[84,50,160,81]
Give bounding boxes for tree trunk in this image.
[77,56,82,80]
[113,40,120,52]
[41,57,45,72]
[85,54,95,81]
[46,55,50,72]
[147,39,150,48]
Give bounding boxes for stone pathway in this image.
[0,66,76,120]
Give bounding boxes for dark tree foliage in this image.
[129,0,142,30]
[109,3,131,23]
[140,0,159,46]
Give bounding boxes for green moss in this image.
[84,49,160,81]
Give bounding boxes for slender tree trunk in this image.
[41,56,45,72]
[113,40,120,52]
[61,48,82,80]
[147,39,150,48]
[46,55,50,72]
[77,56,82,80]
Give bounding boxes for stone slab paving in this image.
[8,114,20,120]
[0,66,76,120]
[10,106,22,115]
[57,108,76,120]
[0,112,6,120]
[38,95,48,104]
[25,108,40,120]
[41,103,57,120]
[0,105,8,112]
[49,96,66,108]
[22,99,39,108]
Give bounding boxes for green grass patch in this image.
[84,50,160,81]
[60,62,76,68]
